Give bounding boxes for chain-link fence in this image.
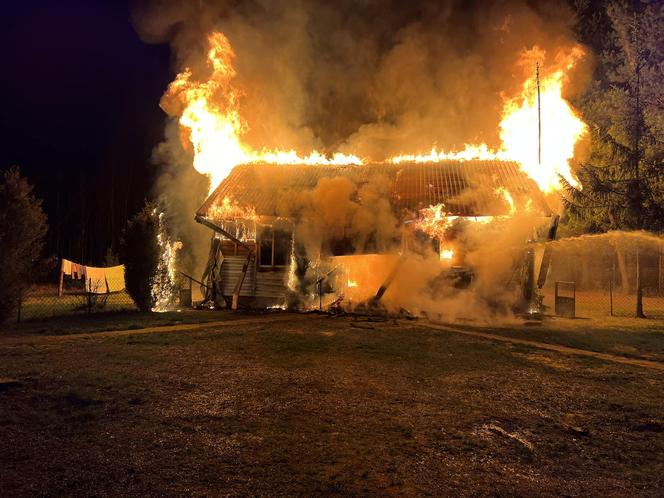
[17,273,136,322]
[15,269,209,322]
[541,233,664,318]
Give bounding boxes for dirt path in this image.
[420,322,664,372]
[0,313,307,346]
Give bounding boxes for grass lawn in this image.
[19,291,137,321]
[443,316,664,362]
[2,309,280,337]
[1,314,663,496]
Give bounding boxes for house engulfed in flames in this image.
[195,159,554,311]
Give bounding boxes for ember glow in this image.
[440,248,454,260]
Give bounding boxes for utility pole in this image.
[536,62,542,166]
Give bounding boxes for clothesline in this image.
[59,258,126,296]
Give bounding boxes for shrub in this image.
[0,167,47,323]
[120,202,160,312]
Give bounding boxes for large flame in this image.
[163,33,587,195]
[499,47,587,192]
[162,32,362,193]
[391,48,587,193]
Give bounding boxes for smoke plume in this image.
[134,0,583,157]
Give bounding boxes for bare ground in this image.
[0,313,663,497]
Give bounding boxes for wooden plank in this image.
[232,251,254,310]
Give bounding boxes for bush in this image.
[0,167,48,323]
[120,202,160,312]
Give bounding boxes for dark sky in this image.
[0,0,172,262]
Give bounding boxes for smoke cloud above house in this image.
[133,0,586,159]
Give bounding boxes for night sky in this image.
[0,0,171,264]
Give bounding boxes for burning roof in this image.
[196,159,550,221]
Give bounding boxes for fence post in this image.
[659,248,662,296]
[609,275,613,317]
[87,278,92,314]
[636,245,645,318]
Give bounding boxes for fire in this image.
[162,32,363,193]
[499,47,587,192]
[495,187,516,216]
[416,204,453,240]
[347,279,359,288]
[208,196,257,221]
[162,33,248,191]
[151,210,182,312]
[391,144,506,164]
[257,150,362,166]
[440,248,454,260]
[163,32,586,197]
[391,47,587,193]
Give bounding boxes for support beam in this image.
[232,251,254,310]
[194,215,252,250]
[373,255,407,303]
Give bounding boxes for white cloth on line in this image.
[61,259,72,275]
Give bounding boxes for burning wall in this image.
[196,160,552,317]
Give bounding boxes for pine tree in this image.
[0,167,48,323]
[565,1,664,316]
[120,202,160,312]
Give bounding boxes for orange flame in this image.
[164,32,587,196]
[162,32,363,193]
[499,47,587,192]
[440,248,454,260]
[391,47,588,193]
[495,187,516,216]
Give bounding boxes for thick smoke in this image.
[150,120,210,277]
[134,0,583,157]
[132,0,586,312]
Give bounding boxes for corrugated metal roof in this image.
[197,160,550,219]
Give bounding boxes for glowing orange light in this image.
[440,248,454,260]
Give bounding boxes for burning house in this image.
[195,159,554,312]
[150,23,590,317]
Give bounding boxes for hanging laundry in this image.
[105,265,126,293]
[85,266,108,294]
[71,263,85,280]
[59,258,125,294]
[61,258,72,275]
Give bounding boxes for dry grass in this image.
[1,314,663,496]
